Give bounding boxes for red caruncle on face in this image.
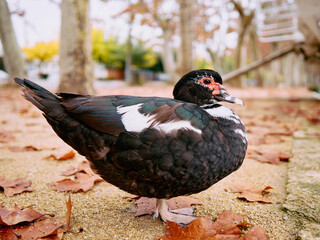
[197,77,221,95]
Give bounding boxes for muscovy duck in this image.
[15,69,247,224]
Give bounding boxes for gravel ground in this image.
[0,85,318,239]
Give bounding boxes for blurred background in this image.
[0,0,319,95]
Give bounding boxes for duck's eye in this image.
[203,79,211,85]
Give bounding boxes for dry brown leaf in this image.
[0,199,72,240]
[251,148,292,165]
[167,196,203,211]
[0,227,18,240]
[52,172,103,193]
[0,204,43,225]
[8,145,40,152]
[44,150,76,161]
[0,176,33,197]
[159,217,215,240]
[306,115,320,125]
[134,196,203,217]
[231,182,273,203]
[62,160,96,176]
[240,227,270,240]
[65,195,72,231]
[134,197,157,216]
[211,210,245,238]
[8,145,56,152]
[0,131,15,143]
[12,217,66,239]
[160,210,250,240]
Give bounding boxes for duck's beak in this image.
[212,84,244,105]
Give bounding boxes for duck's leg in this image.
[153,199,197,225]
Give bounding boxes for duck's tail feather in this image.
[14,78,64,119]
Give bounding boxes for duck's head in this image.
[173,69,243,106]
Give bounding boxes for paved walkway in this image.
[284,134,320,239]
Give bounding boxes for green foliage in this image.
[145,54,164,72]
[92,29,125,70]
[132,41,157,70]
[91,29,160,71]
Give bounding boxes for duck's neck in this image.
[201,104,240,123]
[202,104,247,145]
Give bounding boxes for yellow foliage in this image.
[23,41,59,62]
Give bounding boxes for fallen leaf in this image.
[52,172,103,193]
[160,210,250,240]
[211,210,245,238]
[167,196,203,211]
[8,145,40,152]
[62,160,96,176]
[0,131,15,143]
[12,217,66,239]
[134,197,157,216]
[240,227,269,240]
[267,130,293,136]
[159,217,215,240]
[230,182,273,203]
[306,132,320,138]
[65,195,72,231]
[0,227,18,240]
[0,176,33,197]
[134,196,202,217]
[306,115,320,125]
[19,108,29,114]
[0,204,43,225]
[44,150,76,161]
[251,148,292,164]
[0,199,72,240]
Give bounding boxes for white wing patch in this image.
[234,129,248,144]
[117,104,202,134]
[204,105,242,124]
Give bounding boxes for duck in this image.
[15,69,247,225]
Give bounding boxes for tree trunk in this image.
[161,26,178,83]
[177,0,194,77]
[125,13,133,85]
[206,47,223,74]
[249,24,263,86]
[0,0,27,86]
[58,0,95,94]
[228,0,254,87]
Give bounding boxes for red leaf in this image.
[0,227,19,240]
[159,217,215,240]
[160,210,249,240]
